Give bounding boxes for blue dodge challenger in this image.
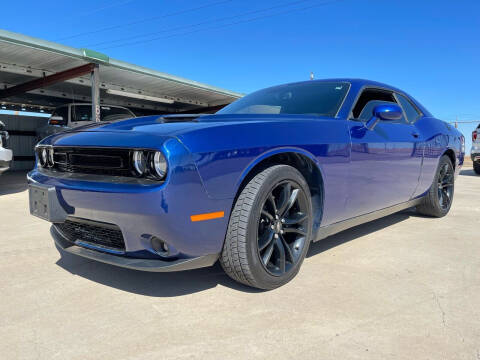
[29,79,464,289]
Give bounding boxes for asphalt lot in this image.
[1,168,479,360]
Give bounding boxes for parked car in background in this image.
[471,124,480,174]
[0,120,13,174]
[36,103,136,141]
[29,79,464,289]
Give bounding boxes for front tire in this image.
[220,165,313,290]
[473,161,480,175]
[417,155,455,217]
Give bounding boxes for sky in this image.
[1,0,479,149]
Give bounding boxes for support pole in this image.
[91,64,100,122]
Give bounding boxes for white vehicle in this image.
[0,121,13,174]
[472,124,480,174]
[37,103,136,141]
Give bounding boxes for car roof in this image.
[279,78,432,117]
[284,78,405,93]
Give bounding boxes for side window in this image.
[352,88,406,123]
[396,94,422,123]
[71,105,92,122]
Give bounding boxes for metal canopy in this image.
[0,29,243,114]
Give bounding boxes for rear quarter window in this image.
[396,94,422,123]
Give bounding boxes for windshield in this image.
[72,105,134,122]
[100,106,135,121]
[217,81,350,117]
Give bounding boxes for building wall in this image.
[0,114,47,171]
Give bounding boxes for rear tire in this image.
[220,165,313,290]
[474,161,480,175]
[416,155,454,217]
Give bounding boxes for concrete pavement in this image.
[1,168,479,359]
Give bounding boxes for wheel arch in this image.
[443,148,456,169]
[233,148,325,234]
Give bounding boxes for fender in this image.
[177,118,350,208]
[234,146,325,192]
[413,117,464,197]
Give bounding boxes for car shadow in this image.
[307,210,414,258]
[55,245,261,297]
[0,170,29,195]
[55,208,419,297]
[459,168,478,177]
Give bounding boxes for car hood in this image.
[55,113,328,136]
[40,113,334,150]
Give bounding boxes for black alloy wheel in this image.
[437,162,454,210]
[257,181,309,276]
[220,165,313,290]
[417,155,455,217]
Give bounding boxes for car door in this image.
[345,88,423,219]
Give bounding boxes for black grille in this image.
[56,218,125,251]
[52,147,132,177]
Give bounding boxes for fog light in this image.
[151,236,169,256]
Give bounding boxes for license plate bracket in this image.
[29,184,68,222]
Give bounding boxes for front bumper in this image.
[28,134,235,272]
[28,147,232,272]
[52,226,218,272]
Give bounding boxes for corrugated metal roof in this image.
[0,29,243,113]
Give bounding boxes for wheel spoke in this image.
[274,237,286,273]
[258,229,274,251]
[442,164,448,176]
[443,188,450,199]
[283,212,307,225]
[268,194,277,215]
[280,234,295,263]
[283,227,307,236]
[441,189,449,207]
[261,209,274,222]
[262,241,275,265]
[276,183,291,216]
[280,188,299,218]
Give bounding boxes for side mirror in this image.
[365,104,403,130]
[49,116,66,126]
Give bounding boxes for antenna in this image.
[310,72,314,80]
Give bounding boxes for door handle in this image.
[412,132,419,138]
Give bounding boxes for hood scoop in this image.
[157,114,207,123]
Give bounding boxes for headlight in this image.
[40,148,48,167]
[151,151,167,179]
[132,150,147,175]
[47,147,54,167]
[131,150,167,180]
[36,146,54,168]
